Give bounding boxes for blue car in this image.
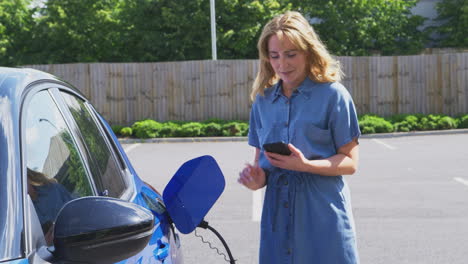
[0,67,230,264]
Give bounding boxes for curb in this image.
[118,136,248,144]
[118,128,468,144]
[360,128,468,138]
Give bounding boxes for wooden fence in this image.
[27,53,468,125]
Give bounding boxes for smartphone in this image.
[263,141,292,155]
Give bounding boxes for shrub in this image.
[361,126,375,134]
[122,113,467,139]
[221,122,247,136]
[202,118,227,124]
[458,115,468,128]
[131,119,162,138]
[418,117,439,130]
[437,116,457,130]
[159,122,179,138]
[238,123,249,136]
[393,115,417,132]
[359,115,394,134]
[202,123,223,137]
[393,121,411,132]
[388,114,418,123]
[111,125,124,135]
[165,120,187,125]
[120,127,133,137]
[427,114,442,122]
[174,123,203,137]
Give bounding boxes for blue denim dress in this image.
[248,77,361,264]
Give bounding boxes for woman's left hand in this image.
[264,143,308,172]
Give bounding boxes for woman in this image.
[238,11,360,263]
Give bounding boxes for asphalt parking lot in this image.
[123,132,468,264]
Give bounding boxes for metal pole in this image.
[210,0,217,60]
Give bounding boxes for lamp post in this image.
[210,0,217,60]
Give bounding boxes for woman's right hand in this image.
[238,164,266,190]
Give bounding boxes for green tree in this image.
[30,0,122,64]
[0,0,433,65]
[216,0,291,59]
[116,0,211,62]
[0,0,35,66]
[290,0,427,56]
[106,0,290,61]
[433,0,468,47]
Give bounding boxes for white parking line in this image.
[454,177,468,187]
[123,143,141,154]
[372,139,397,150]
[252,189,263,222]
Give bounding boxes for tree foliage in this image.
[116,0,211,62]
[0,0,459,66]
[0,0,35,65]
[291,0,427,56]
[216,0,291,59]
[433,0,468,47]
[31,0,122,64]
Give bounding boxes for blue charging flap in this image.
[162,155,225,234]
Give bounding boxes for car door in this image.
[21,84,97,262]
[20,83,161,263]
[56,88,176,263]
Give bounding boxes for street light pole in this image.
[210,0,217,60]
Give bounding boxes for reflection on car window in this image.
[27,168,74,244]
[25,90,93,244]
[61,92,126,198]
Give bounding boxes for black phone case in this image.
[263,142,291,155]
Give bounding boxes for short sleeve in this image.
[248,101,261,148]
[328,85,361,150]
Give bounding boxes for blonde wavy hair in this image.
[251,11,343,101]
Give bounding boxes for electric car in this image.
[0,67,229,264]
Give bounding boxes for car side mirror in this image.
[163,155,225,234]
[53,196,155,264]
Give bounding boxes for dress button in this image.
[285,122,288,127]
[284,202,289,208]
[287,249,292,255]
[284,180,288,185]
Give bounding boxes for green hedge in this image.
[112,119,249,138]
[111,113,468,139]
[359,113,466,134]
[358,115,393,134]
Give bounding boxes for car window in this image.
[24,90,93,244]
[60,92,127,198]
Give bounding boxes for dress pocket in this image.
[294,122,335,159]
[296,123,332,145]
